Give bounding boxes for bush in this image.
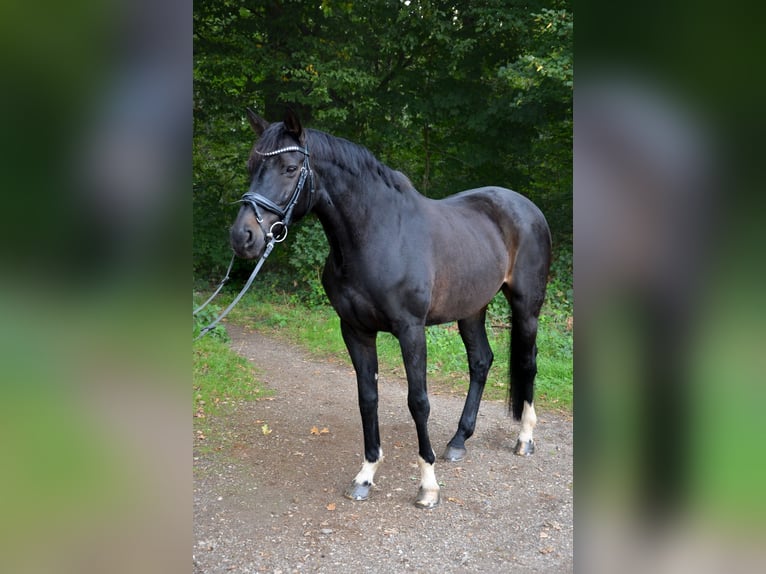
[546,246,573,318]
[193,299,230,342]
[284,216,330,308]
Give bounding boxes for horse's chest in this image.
[325,283,390,331]
[322,271,391,330]
[323,263,432,332]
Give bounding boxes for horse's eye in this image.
[286,165,298,174]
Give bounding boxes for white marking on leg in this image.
[518,400,537,443]
[353,448,383,486]
[417,454,439,493]
[415,453,440,507]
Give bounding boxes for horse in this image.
[230,109,551,508]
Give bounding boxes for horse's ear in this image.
[246,108,269,136]
[283,108,304,142]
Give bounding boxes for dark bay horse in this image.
[230,110,551,508]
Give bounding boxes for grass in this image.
[192,308,273,424]
[194,285,573,414]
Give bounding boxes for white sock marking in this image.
[518,400,537,443]
[353,448,383,486]
[417,454,439,492]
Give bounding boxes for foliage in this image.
[285,217,330,307]
[193,299,230,341]
[193,0,573,292]
[426,325,469,375]
[546,245,574,318]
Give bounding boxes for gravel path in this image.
[193,324,573,573]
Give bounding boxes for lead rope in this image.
[193,253,236,316]
[194,239,276,341]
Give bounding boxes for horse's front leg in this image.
[340,321,382,501]
[398,323,440,509]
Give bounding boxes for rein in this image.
[194,143,314,341]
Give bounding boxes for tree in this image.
[193,0,572,285]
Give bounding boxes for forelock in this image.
[247,122,287,172]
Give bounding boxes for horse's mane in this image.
[251,123,415,194]
[307,129,415,194]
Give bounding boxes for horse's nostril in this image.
[242,226,253,245]
[232,225,252,249]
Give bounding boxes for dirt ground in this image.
[193,324,573,573]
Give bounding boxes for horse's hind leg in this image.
[340,321,382,501]
[443,309,493,462]
[505,248,549,456]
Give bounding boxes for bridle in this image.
[239,143,314,245]
[194,141,315,340]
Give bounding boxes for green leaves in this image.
[193,0,573,284]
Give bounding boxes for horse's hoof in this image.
[344,481,372,501]
[513,438,535,456]
[442,445,467,462]
[414,487,440,509]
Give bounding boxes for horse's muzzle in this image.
[230,220,263,260]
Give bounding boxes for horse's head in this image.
[230,109,314,259]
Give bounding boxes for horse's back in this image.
[437,186,550,246]
[443,185,544,217]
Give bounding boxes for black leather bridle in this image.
[239,144,314,244]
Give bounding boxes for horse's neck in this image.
[311,157,371,256]
[310,151,412,264]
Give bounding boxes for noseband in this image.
[239,144,314,244]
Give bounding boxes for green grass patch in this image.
[197,286,573,413]
[193,302,272,425]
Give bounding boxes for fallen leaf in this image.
[310,426,320,435]
[539,546,555,555]
[326,503,336,511]
[261,424,272,435]
[320,427,330,434]
[447,497,464,505]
